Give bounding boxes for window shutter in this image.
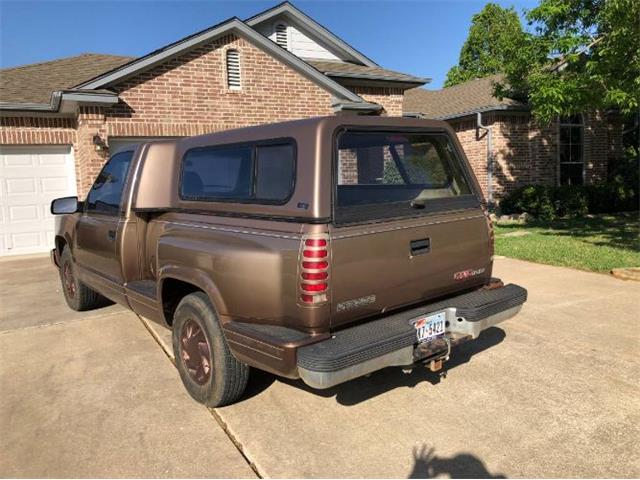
[226,50,241,89]
[275,24,288,50]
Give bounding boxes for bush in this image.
[500,185,556,220]
[554,186,589,217]
[499,181,638,220]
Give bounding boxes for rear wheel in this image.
[172,292,249,407]
[59,246,104,311]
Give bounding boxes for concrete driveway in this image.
[0,256,255,478]
[1,255,638,478]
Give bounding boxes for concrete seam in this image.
[135,313,263,479]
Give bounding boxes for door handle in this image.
[107,230,116,241]
[410,238,430,256]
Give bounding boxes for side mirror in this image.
[51,196,79,215]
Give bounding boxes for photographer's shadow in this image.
[409,445,506,479]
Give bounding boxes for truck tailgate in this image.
[329,212,492,329]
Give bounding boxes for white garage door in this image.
[0,146,77,256]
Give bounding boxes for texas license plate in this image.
[412,311,446,343]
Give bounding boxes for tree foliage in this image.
[447,0,640,123]
[499,0,640,123]
[444,3,526,87]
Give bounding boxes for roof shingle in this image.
[0,53,133,105]
[306,60,428,85]
[403,74,526,119]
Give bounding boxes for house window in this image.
[275,23,288,50]
[559,114,584,185]
[226,49,241,90]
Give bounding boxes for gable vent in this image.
[275,24,288,50]
[226,49,241,89]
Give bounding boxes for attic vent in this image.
[275,24,288,50]
[226,49,241,90]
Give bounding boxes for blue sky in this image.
[0,0,537,89]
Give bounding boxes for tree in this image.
[498,0,640,123]
[444,3,527,87]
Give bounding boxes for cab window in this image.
[180,140,295,204]
[86,151,134,215]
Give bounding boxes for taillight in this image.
[305,239,327,247]
[299,235,329,305]
[302,261,327,269]
[302,271,328,280]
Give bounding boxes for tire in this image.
[172,292,249,407]
[59,246,104,311]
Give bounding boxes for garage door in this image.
[0,146,77,256]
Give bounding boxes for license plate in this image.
[412,311,446,343]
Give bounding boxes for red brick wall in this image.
[76,107,110,194]
[0,117,75,145]
[449,111,621,202]
[350,86,404,116]
[106,34,334,132]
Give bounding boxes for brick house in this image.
[0,2,427,255]
[1,3,623,257]
[404,74,624,203]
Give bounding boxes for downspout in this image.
[477,112,494,207]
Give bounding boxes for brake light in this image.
[302,261,328,269]
[302,272,328,280]
[305,239,327,247]
[299,235,329,304]
[303,249,327,258]
[301,283,328,292]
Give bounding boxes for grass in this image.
[494,212,640,272]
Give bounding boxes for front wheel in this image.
[59,246,105,311]
[172,292,249,407]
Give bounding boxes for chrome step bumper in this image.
[297,284,526,389]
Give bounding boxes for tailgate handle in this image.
[410,238,430,256]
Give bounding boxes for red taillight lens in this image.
[302,261,327,269]
[300,294,315,303]
[301,283,327,292]
[303,249,327,258]
[305,239,327,247]
[299,236,329,305]
[302,271,328,280]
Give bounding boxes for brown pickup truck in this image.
[51,116,527,407]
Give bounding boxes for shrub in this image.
[500,185,556,220]
[499,181,638,219]
[554,186,589,217]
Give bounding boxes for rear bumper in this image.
[297,284,527,389]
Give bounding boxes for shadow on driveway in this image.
[408,445,506,478]
[243,327,506,406]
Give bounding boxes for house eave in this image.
[332,100,382,114]
[73,18,366,105]
[0,90,119,114]
[425,104,530,121]
[245,1,378,67]
[330,75,430,90]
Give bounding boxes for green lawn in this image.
[494,212,640,272]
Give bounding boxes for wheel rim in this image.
[63,262,76,299]
[180,319,212,385]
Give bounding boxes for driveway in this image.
[0,256,255,478]
[1,255,638,478]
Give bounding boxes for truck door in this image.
[74,150,135,303]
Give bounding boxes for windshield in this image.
[335,131,478,224]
